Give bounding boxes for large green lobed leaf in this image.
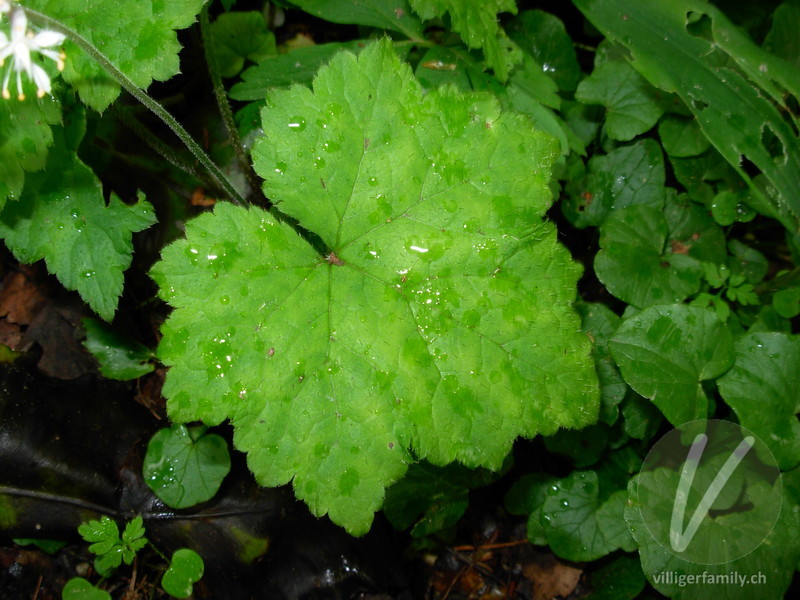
[152,40,598,534]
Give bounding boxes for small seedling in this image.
[64,516,204,599]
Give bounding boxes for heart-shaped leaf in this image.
[161,548,204,599]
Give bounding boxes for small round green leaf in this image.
[576,61,664,141]
[595,204,703,308]
[62,578,111,600]
[507,10,582,92]
[563,139,666,228]
[542,470,630,562]
[82,318,154,380]
[143,425,231,509]
[209,12,276,78]
[610,305,734,425]
[658,115,710,158]
[161,548,204,599]
[588,555,645,600]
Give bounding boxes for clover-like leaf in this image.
[143,425,231,509]
[78,516,120,556]
[152,40,598,535]
[0,126,156,321]
[121,516,147,563]
[718,332,800,470]
[161,548,204,599]
[609,305,734,425]
[27,0,206,111]
[409,0,521,81]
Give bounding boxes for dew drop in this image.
[288,116,306,131]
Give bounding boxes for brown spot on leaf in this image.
[671,239,691,255]
[326,252,345,266]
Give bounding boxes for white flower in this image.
[0,8,66,100]
[0,1,9,14]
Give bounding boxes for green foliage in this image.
[610,305,734,425]
[0,120,156,321]
[62,578,112,600]
[73,516,204,598]
[209,11,276,78]
[78,515,147,576]
[587,555,645,600]
[563,139,666,228]
[540,470,634,561]
[0,97,61,208]
[26,0,207,111]
[574,0,800,234]
[383,462,501,539]
[161,548,205,599]
[575,60,664,141]
[506,10,581,93]
[595,204,703,308]
[231,40,368,100]
[575,303,626,424]
[627,464,799,600]
[82,318,155,379]
[718,333,800,470]
[290,0,424,39]
[152,39,598,534]
[12,537,66,554]
[143,424,232,508]
[0,1,796,597]
[408,0,521,81]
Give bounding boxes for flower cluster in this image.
[0,3,65,100]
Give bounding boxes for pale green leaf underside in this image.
[152,40,598,535]
[0,128,156,321]
[27,0,207,111]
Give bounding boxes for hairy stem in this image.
[199,6,265,207]
[20,4,246,207]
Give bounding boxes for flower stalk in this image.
[4,1,246,207]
